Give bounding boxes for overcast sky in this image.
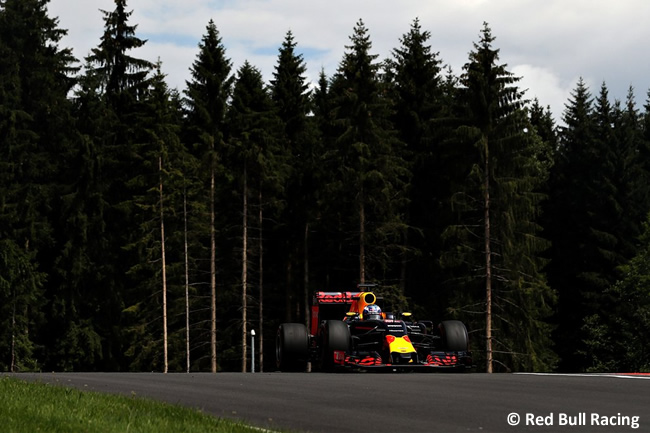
[47,0,650,122]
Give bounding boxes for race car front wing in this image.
[333,350,473,371]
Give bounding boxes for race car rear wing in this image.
[310,291,383,335]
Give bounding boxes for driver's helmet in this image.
[363,304,382,320]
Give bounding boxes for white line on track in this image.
[515,372,650,380]
[248,427,280,433]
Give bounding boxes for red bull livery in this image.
[276,286,473,372]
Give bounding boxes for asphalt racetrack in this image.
[9,371,650,432]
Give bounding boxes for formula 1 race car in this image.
[276,287,473,372]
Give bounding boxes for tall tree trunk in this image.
[258,187,264,373]
[242,165,248,373]
[210,162,217,373]
[183,187,190,373]
[304,222,309,328]
[159,156,169,374]
[359,185,366,284]
[483,136,493,374]
[10,296,16,373]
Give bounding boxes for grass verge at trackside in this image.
[0,376,275,433]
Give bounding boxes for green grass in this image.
[0,376,272,433]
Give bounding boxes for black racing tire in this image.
[318,320,350,372]
[440,320,469,352]
[276,323,309,372]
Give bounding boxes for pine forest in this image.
[2,0,650,373]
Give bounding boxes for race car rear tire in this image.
[276,323,309,371]
[440,320,469,352]
[318,320,350,372]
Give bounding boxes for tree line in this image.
[2,0,650,373]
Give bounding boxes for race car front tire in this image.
[318,320,350,372]
[276,323,309,371]
[440,320,469,352]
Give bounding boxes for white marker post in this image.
[250,329,256,373]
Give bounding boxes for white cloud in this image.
[47,0,650,119]
[512,64,577,123]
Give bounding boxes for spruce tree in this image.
[226,61,285,372]
[0,239,46,371]
[551,84,650,372]
[644,90,650,164]
[384,17,446,301]
[0,0,77,370]
[122,65,191,372]
[547,79,600,371]
[183,19,233,372]
[269,30,315,329]
[600,90,650,372]
[325,19,410,285]
[529,99,558,152]
[312,69,335,144]
[86,0,152,109]
[270,30,311,145]
[528,99,557,200]
[612,88,650,259]
[385,18,443,155]
[442,23,555,372]
[608,214,650,371]
[71,0,153,370]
